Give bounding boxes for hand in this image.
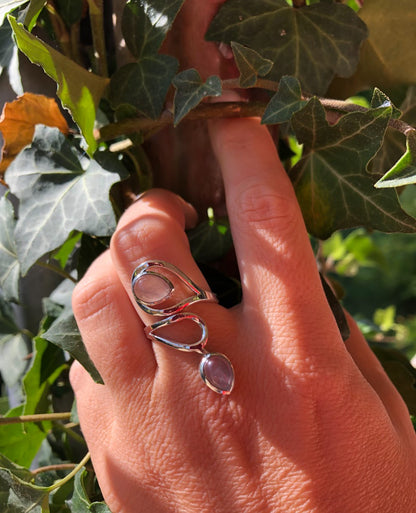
[70,118,416,513]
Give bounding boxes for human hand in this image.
[70,118,416,513]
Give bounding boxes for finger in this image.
[110,188,237,397]
[209,118,347,367]
[72,250,155,392]
[344,313,415,440]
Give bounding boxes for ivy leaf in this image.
[0,92,69,173]
[0,294,28,387]
[230,42,273,88]
[0,404,50,467]
[0,15,14,72]
[291,98,416,238]
[5,125,127,274]
[206,0,368,95]
[9,16,109,154]
[43,310,103,384]
[188,216,233,263]
[0,453,48,512]
[371,88,401,119]
[54,0,83,28]
[24,0,47,30]
[68,469,111,513]
[262,75,307,124]
[375,131,416,189]
[172,69,222,125]
[108,54,178,119]
[0,1,27,25]
[0,195,20,302]
[122,0,186,58]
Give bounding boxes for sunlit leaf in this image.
[0,195,19,302]
[5,125,127,274]
[9,17,109,154]
[291,98,416,238]
[122,0,186,58]
[230,41,273,88]
[375,130,416,188]
[371,88,401,119]
[109,54,178,119]
[206,0,368,95]
[262,75,307,124]
[172,69,221,125]
[24,0,47,30]
[0,92,69,173]
[0,0,27,25]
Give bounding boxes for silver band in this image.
[132,259,234,395]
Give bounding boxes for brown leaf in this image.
[0,93,69,178]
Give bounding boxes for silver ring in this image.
[132,260,234,395]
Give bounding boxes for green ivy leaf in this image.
[262,75,307,124]
[5,125,126,274]
[43,310,103,384]
[188,216,233,263]
[172,69,222,125]
[0,195,20,302]
[122,0,186,58]
[291,98,416,238]
[0,405,50,468]
[68,469,111,513]
[371,88,401,119]
[230,41,273,88]
[0,294,28,387]
[0,453,48,513]
[0,16,14,72]
[375,131,416,188]
[109,54,178,119]
[9,16,109,154]
[54,0,83,28]
[206,0,368,95]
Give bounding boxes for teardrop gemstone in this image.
[200,353,234,395]
[133,273,172,305]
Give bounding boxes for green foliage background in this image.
[0,0,416,511]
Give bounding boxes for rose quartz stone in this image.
[134,274,171,304]
[201,353,234,394]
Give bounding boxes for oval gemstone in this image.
[134,274,172,305]
[200,353,234,395]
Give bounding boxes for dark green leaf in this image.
[188,217,233,263]
[5,125,126,274]
[0,16,14,71]
[291,98,416,238]
[320,273,350,341]
[262,75,307,124]
[172,69,222,125]
[68,469,111,513]
[230,41,273,88]
[0,194,20,302]
[109,54,178,119]
[24,0,47,30]
[9,17,109,154]
[375,130,416,188]
[206,0,368,95]
[0,294,28,387]
[76,234,109,279]
[43,311,103,384]
[0,453,48,513]
[371,88,401,119]
[54,0,83,28]
[122,0,186,58]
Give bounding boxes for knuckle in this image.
[234,182,301,233]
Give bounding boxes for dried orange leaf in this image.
[0,92,69,175]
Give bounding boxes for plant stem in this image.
[46,1,72,58]
[32,463,77,476]
[86,0,108,77]
[36,260,77,283]
[0,412,71,425]
[53,420,87,447]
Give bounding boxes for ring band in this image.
[132,260,234,395]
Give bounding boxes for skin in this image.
[70,117,416,513]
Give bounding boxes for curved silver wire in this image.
[132,260,217,316]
